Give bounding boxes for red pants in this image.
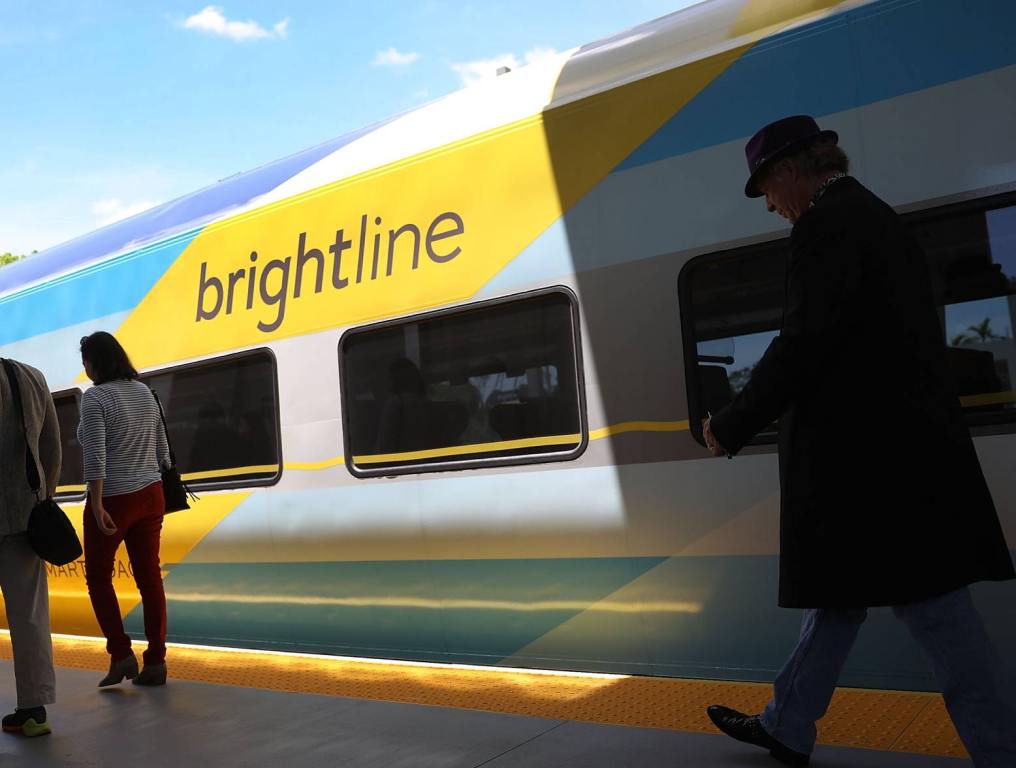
[84,481,167,666]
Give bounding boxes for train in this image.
[2,0,1014,691]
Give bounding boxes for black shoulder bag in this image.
[2,359,82,566]
[149,388,196,512]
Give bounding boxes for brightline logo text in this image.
[195,211,464,333]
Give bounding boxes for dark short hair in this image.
[79,332,138,384]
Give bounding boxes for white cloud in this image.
[451,46,558,86]
[451,53,519,87]
[523,46,559,66]
[92,198,160,228]
[372,47,421,67]
[182,6,289,42]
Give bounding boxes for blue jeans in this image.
[760,587,1016,767]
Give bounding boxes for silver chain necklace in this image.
[810,173,847,207]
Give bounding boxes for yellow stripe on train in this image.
[112,50,749,372]
[55,419,693,494]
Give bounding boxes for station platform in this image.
[0,634,971,767]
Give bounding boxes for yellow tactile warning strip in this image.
[0,633,965,759]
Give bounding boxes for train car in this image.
[1,0,1013,692]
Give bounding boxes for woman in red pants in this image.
[78,332,170,687]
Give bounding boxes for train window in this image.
[680,239,786,446]
[53,389,85,497]
[911,195,1016,426]
[340,288,585,476]
[139,349,281,488]
[681,192,1016,445]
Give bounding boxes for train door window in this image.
[911,195,1016,426]
[680,192,1016,445]
[53,389,85,497]
[680,239,787,446]
[139,349,281,488]
[340,288,585,476]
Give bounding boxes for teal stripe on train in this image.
[122,556,1016,690]
[134,558,665,672]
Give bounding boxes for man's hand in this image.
[93,504,117,536]
[702,417,727,458]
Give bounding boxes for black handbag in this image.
[149,388,196,512]
[2,359,83,566]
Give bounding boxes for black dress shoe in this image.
[707,705,810,767]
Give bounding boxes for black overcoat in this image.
[710,177,1015,608]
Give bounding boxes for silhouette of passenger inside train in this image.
[443,382,499,446]
[189,400,240,472]
[375,358,430,453]
[486,368,573,441]
[235,409,276,468]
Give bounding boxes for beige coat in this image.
[0,360,61,535]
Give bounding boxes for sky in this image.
[0,1,699,256]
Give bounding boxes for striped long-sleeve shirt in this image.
[77,379,171,497]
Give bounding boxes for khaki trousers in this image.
[0,533,55,708]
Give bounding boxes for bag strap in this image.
[2,358,43,500]
[148,387,177,467]
[149,387,198,504]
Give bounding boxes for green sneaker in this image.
[2,706,50,737]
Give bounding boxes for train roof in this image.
[0,0,867,298]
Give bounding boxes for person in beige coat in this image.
[0,358,61,737]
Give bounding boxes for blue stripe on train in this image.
[0,233,196,346]
[617,0,1016,172]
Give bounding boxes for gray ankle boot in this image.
[98,654,139,687]
[133,663,167,686]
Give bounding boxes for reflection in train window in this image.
[681,192,1016,445]
[53,389,85,497]
[912,198,1016,425]
[140,350,281,488]
[340,288,585,476]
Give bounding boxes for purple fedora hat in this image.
[743,115,838,198]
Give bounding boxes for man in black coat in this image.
[703,115,1016,767]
